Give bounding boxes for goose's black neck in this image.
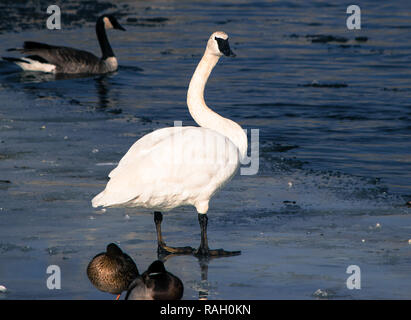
[96,18,115,59]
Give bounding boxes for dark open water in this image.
[0,0,410,299]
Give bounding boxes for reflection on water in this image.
[160,252,229,300]
[7,71,104,83]
[95,76,113,110]
[162,255,213,300]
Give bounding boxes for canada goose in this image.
[125,260,183,300]
[92,31,245,257]
[87,243,139,299]
[3,14,125,74]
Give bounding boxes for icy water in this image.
[0,0,410,299]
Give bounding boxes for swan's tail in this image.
[91,190,108,208]
[92,184,138,208]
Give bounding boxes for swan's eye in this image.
[215,37,228,43]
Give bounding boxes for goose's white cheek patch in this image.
[103,17,114,29]
[104,57,118,71]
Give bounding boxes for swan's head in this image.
[100,15,126,31]
[207,31,236,57]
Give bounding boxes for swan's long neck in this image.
[96,21,114,59]
[187,50,247,160]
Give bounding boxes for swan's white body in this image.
[92,31,247,215]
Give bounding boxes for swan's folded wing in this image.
[93,127,239,208]
[108,126,187,178]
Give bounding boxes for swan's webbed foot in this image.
[195,213,241,257]
[153,211,241,258]
[194,246,241,257]
[157,242,195,255]
[154,211,194,256]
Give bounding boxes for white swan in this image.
[92,31,247,256]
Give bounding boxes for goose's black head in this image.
[99,14,126,31]
[207,31,235,57]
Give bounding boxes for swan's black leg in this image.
[154,211,194,255]
[194,213,241,257]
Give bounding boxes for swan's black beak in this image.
[215,37,236,57]
[226,49,236,57]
